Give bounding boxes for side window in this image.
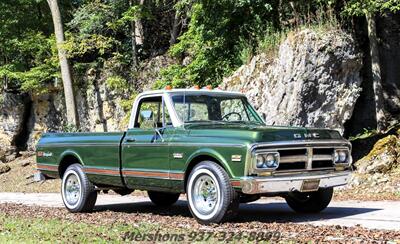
[135,96,163,129]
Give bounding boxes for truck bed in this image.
[36,132,126,187]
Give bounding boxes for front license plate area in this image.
[301,179,320,192]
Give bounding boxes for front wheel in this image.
[187,161,239,224]
[61,164,97,212]
[285,187,333,213]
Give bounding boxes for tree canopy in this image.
[1,0,399,96]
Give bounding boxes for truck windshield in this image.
[171,94,264,125]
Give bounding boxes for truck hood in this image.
[186,123,343,143]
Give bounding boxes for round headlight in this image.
[338,151,347,163]
[256,155,265,168]
[334,151,339,162]
[265,154,278,168]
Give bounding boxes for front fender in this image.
[185,148,235,177]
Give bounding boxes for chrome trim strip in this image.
[170,143,245,148]
[272,167,335,176]
[37,163,58,167]
[36,168,58,172]
[313,154,333,161]
[43,142,245,148]
[306,147,313,170]
[123,143,169,147]
[280,155,307,163]
[84,166,185,180]
[86,171,120,176]
[40,143,120,148]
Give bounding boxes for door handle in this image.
[126,137,136,142]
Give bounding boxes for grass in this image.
[0,213,267,243]
[0,214,156,243]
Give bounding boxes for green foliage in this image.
[68,1,115,36]
[64,33,117,57]
[258,28,289,57]
[344,0,400,16]
[106,75,129,92]
[120,93,138,127]
[108,2,152,30]
[0,31,58,94]
[65,1,126,60]
[349,128,378,141]
[158,0,276,88]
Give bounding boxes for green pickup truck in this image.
[36,88,352,224]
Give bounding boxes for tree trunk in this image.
[130,0,138,70]
[135,0,145,46]
[366,12,386,132]
[289,1,300,27]
[47,0,79,127]
[169,11,180,45]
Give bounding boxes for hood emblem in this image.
[294,133,320,139]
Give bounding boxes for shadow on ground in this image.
[94,199,381,224]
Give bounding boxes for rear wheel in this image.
[61,164,97,212]
[285,187,333,213]
[148,191,180,206]
[187,161,239,224]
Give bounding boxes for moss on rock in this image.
[355,134,400,174]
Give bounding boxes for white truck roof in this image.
[139,88,244,96]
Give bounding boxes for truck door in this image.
[121,95,173,190]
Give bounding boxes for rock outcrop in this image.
[221,29,363,133]
[0,54,176,153]
[356,134,400,174]
[0,93,29,155]
[0,164,10,174]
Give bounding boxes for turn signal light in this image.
[203,85,212,90]
[192,85,200,90]
[165,85,172,90]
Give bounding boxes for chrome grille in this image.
[259,147,335,172]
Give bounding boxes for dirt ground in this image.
[0,203,399,243]
[0,156,60,193]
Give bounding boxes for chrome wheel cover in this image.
[188,168,221,220]
[192,175,218,215]
[62,171,82,208]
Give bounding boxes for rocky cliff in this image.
[0,54,174,156]
[221,29,363,133]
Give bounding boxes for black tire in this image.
[285,187,333,213]
[186,161,239,224]
[148,191,180,206]
[61,164,97,212]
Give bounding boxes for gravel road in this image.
[1,192,399,231]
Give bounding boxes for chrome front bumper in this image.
[239,171,351,194]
